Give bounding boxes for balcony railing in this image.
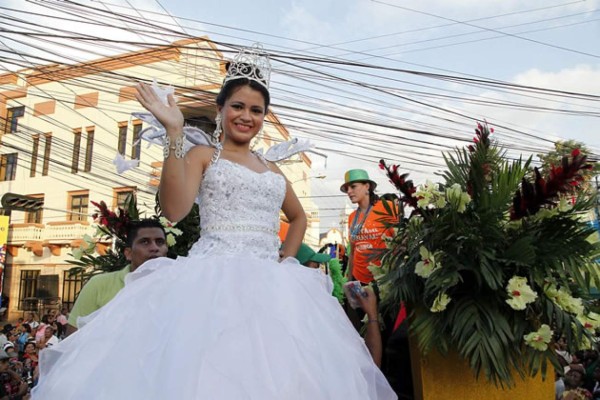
[8,222,95,244]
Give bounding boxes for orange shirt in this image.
[348,200,396,283]
[278,221,289,243]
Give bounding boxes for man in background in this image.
[65,219,167,336]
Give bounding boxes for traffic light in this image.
[1,193,44,211]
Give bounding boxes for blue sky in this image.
[3,0,599,231]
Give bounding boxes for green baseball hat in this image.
[340,169,377,193]
[296,243,331,265]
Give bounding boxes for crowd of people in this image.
[556,337,600,400]
[0,307,69,399]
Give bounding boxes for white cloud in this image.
[280,4,338,44]
[513,64,600,95]
[0,0,183,72]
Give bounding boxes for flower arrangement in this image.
[375,123,599,387]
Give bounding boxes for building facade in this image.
[0,37,319,321]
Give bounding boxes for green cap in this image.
[296,243,331,265]
[340,169,377,193]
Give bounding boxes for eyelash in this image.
[231,104,263,114]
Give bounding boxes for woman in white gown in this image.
[33,45,397,400]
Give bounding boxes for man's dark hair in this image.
[126,219,166,247]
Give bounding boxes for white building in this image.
[0,37,319,321]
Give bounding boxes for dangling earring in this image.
[212,113,222,145]
[251,126,263,150]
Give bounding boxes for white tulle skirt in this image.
[33,253,397,400]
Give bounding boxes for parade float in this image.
[376,123,598,399]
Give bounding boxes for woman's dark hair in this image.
[366,182,379,206]
[216,63,270,109]
[22,323,31,334]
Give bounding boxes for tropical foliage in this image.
[374,123,599,387]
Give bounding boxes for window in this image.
[4,106,24,134]
[117,123,127,155]
[25,194,44,224]
[19,270,40,310]
[84,128,94,172]
[71,129,81,174]
[114,187,136,210]
[131,123,142,160]
[0,153,17,181]
[68,191,89,222]
[42,135,52,176]
[30,136,39,177]
[62,270,85,310]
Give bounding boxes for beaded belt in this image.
[202,224,278,235]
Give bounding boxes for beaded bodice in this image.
[188,158,286,261]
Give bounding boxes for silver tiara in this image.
[222,43,271,90]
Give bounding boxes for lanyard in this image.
[350,204,372,240]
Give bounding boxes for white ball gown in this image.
[33,155,397,400]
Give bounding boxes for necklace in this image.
[350,204,372,240]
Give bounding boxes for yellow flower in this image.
[505,276,537,310]
[545,285,584,316]
[445,183,471,213]
[564,296,585,316]
[166,233,177,247]
[415,246,440,278]
[416,180,445,209]
[159,217,183,247]
[577,312,600,333]
[430,292,451,313]
[524,324,552,351]
[558,197,573,212]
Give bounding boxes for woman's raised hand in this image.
[134,82,184,134]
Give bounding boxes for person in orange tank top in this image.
[342,169,395,284]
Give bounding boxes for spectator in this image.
[0,326,12,349]
[563,364,592,400]
[585,365,600,399]
[21,342,38,371]
[56,307,68,327]
[15,325,31,354]
[0,349,28,399]
[22,313,39,332]
[65,218,168,336]
[37,326,58,349]
[34,316,50,343]
[2,344,16,361]
[295,243,331,270]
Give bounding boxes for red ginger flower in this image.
[510,150,593,220]
[379,159,419,209]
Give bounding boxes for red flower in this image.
[572,148,581,157]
